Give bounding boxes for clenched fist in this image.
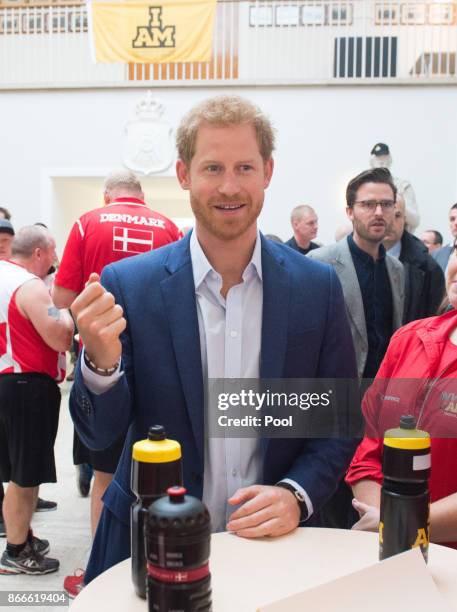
[70,273,126,370]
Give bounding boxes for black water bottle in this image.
[379,415,431,562]
[131,425,183,599]
[146,486,212,612]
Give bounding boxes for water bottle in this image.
[131,425,183,599]
[379,415,431,561]
[146,486,212,611]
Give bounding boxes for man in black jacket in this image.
[384,194,445,323]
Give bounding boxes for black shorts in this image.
[0,373,60,487]
[73,429,125,474]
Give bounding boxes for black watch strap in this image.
[276,482,308,521]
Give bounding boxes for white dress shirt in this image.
[191,230,263,531]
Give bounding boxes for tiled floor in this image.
[0,379,92,610]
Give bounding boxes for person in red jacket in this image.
[346,242,457,547]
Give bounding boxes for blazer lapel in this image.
[333,239,367,343]
[259,237,290,458]
[386,256,405,329]
[260,237,290,379]
[160,235,204,466]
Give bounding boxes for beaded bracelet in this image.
[83,351,119,376]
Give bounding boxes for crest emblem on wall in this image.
[123,92,174,175]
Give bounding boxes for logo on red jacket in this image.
[112,226,154,254]
[440,391,457,418]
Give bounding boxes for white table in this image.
[71,528,457,611]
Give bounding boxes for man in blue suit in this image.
[70,95,358,586]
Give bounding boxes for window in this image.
[21,13,44,33]
[401,3,426,25]
[329,4,353,25]
[334,36,398,78]
[428,3,455,25]
[69,11,87,32]
[249,5,274,27]
[301,5,326,25]
[47,10,68,33]
[375,4,399,25]
[275,4,300,26]
[0,12,19,34]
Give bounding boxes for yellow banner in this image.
[89,0,217,64]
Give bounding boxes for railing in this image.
[0,1,456,89]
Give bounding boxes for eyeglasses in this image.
[353,200,395,211]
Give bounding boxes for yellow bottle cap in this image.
[384,415,430,450]
[132,426,181,463]
[383,435,430,450]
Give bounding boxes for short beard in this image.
[190,194,261,242]
[353,220,388,245]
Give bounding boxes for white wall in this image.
[1,84,457,250]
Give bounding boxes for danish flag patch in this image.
[112,226,154,254]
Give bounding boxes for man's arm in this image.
[351,479,381,532]
[352,481,457,542]
[53,220,84,301]
[430,493,457,542]
[352,478,381,507]
[15,279,74,352]
[69,269,132,451]
[228,265,359,538]
[52,284,78,309]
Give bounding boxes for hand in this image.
[351,498,380,532]
[226,485,300,538]
[70,273,126,369]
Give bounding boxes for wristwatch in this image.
[276,482,309,521]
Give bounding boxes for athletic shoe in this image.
[35,498,57,512]
[0,543,59,575]
[0,515,5,538]
[76,464,93,498]
[30,535,50,556]
[64,569,85,598]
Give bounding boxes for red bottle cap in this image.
[167,486,187,502]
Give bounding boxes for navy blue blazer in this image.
[70,233,358,527]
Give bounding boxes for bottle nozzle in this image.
[167,486,186,503]
[399,415,416,430]
[148,425,166,441]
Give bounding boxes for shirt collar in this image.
[2,259,25,270]
[348,233,386,264]
[190,229,262,290]
[106,197,146,207]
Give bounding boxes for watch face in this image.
[295,490,306,503]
